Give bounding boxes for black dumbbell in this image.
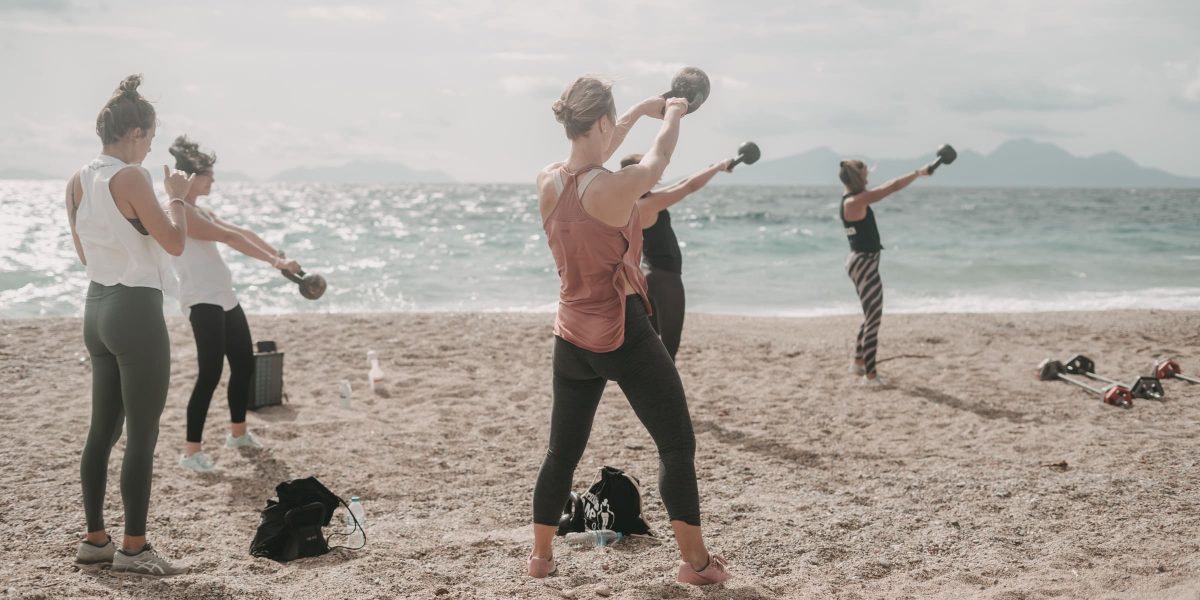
[661,67,710,115]
[1062,354,1164,400]
[925,144,957,174]
[1037,359,1133,408]
[728,141,760,171]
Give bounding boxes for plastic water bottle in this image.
[367,351,385,392]
[338,380,352,408]
[564,529,622,549]
[345,496,365,547]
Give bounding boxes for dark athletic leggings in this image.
[186,303,253,443]
[846,251,883,375]
[533,296,700,527]
[645,266,685,362]
[81,282,170,537]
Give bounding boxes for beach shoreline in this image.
[1,309,1198,599]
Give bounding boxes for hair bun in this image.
[552,99,572,123]
[117,74,143,99]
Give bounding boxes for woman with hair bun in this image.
[166,135,302,473]
[838,159,930,385]
[66,74,190,576]
[529,75,731,586]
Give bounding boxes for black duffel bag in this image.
[250,476,365,562]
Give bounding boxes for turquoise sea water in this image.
[1,181,1198,319]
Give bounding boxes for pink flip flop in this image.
[677,553,731,586]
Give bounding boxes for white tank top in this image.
[172,206,238,315]
[74,154,178,295]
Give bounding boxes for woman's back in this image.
[75,154,175,293]
[542,165,651,352]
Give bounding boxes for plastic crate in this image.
[248,350,285,411]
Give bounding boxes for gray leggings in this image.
[81,282,170,537]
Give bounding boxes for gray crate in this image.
[248,351,285,411]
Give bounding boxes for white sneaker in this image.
[178,451,218,473]
[859,375,888,387]
[225,432,263,449]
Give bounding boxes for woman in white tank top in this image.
[165,136,303,473]
[65,74,192,576]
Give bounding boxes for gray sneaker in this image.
[75,537,116,567]
[112,543,188,577]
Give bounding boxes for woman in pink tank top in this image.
[528,76,731,586]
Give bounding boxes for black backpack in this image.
[250,476,365,562]
[557,466,653,536]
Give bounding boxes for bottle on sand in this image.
[346,496,365,547]
[367,350,385,393]
[564,529,623,549]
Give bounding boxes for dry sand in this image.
[1,310,1198,599]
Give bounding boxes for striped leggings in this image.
[846,251,883,375]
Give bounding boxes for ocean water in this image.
[1,181,1198,319]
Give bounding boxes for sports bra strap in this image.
[577,169,603,198]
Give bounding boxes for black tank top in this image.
[841,193,883,252]
[642,209,682,273]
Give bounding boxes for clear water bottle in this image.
[338,380,352,408]
[564,529,622,549]
[345,496,365,547]
[367,351,385,392]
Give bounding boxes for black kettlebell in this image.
[926,144,957,174]
[728,141,761,171]
[282,269,327,300]
[661,67,710,115]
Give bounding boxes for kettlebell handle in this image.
[281,269,306,284]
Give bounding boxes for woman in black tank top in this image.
[619,154,732,362]
[839,159,932,385]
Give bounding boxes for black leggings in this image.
[846,251,883,375]
[186,303,254,443]
[645,266,685,362]
[533,296,700,527]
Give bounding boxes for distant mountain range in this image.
[271,160,454,184]
[728,139,1200,188]
[4,141,1196,187]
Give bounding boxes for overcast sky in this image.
[2,0,1198,182]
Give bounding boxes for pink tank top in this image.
[543,165,653,352]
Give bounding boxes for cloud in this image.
[286,6,384,22]
[626,60,686,78]
[986,120,1079,138]
[0,0,71,12]
[1165,59,1200,110]
[0,21,169,38]
[942,81,1119,113]
[498,76,562,97]
[486,51,570,62]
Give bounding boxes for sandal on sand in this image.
[527,554,556,578]
[677,553,731,586]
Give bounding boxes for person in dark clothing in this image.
[838,158,931,385]
[620,154,732,361]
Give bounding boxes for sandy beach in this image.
[1,309,1198,599]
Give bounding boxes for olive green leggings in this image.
[80,282,170,537]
